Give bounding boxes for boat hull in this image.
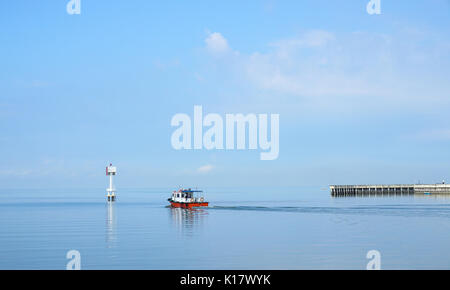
[170,201,209,209]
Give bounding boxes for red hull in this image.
[170,201,209,209]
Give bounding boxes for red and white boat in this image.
[168,188,209,209]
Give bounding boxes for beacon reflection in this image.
[106,203,117,248]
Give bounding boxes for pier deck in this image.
[330,184,450,197]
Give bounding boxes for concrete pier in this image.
[330,184,450,197]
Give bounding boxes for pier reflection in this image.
[413,193,450,200]
[106,203,117,248]
[169,207,208,236]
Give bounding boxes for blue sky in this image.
[1,0,450,188]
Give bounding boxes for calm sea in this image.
[1,187,450,269]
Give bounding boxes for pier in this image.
[330,184,450,197]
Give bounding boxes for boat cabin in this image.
[171,188,204,203]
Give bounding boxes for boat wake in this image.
[206,204,450,218]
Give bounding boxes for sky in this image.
[0,0,450,189]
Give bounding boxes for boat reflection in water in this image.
[106,202,117,248]
[169,207,208,236]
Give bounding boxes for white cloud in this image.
[197,164,214,173]
[271,30,335,50]
[205,32,230,55]
[245,31,398,99]
[203,29,450,113]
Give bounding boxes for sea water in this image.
[1,187,450,269]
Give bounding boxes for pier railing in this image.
[330,184,450,197]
